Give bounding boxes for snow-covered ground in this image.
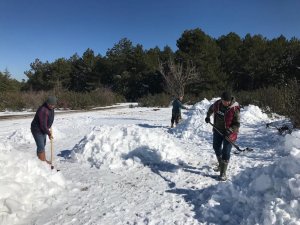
[0,98,299,225]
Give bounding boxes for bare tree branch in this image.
[159,59,198,97]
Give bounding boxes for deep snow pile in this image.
[72,125,187,169]
[174,98,271,142]
[197,130,300,224]
[67,99,300,224]
[0,98,300,225]
[0,144,66,225]
[174,100,300,224]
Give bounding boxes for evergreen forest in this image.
[1,28,300,126]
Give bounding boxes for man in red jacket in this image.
[31,96,57,163]
[205,91,240,181]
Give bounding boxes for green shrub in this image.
[235,80,300,128]
[0,88,123,111]
[55,88,124,110]
[0,92,26,111]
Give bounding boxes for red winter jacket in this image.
[207,99,240,141]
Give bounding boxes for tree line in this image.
[1,28,300,125]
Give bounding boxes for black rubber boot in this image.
[213,156,222,172]
[220,160,228,181]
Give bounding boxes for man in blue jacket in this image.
[31,96,57,163]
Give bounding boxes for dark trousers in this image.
[213,131,232,161]
[31,129,47,154]
[171,113,181,125]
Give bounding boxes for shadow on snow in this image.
[123,147,183,188]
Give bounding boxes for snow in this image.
[0,99,299,225]
[73,125,186,169]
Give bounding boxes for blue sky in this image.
[1,0,300,81]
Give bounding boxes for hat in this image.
[46,96,57,105]
[221,91,232,101]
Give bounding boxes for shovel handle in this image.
[50,128,53,168]
[208,122,247,152]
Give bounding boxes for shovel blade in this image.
[234,147,254,154]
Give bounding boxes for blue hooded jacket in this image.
[172,98,187,114]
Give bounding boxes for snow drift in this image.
[72,125,187,169]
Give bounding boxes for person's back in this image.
[172,98,183,114]
[171,95,188,127]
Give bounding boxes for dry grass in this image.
[0,88,123,111]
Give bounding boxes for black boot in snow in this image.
[219,160,228,181]
[213,156,222,172]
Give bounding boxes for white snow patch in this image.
[72,125,186,169]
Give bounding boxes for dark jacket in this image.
[31,103,54,136]
[206,98,240,141]
[172,98,187,115]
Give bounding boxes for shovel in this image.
[209,122,253,154]
[50,128,54,170]
[266,122,292,135]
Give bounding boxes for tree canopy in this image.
[3,29,300,101]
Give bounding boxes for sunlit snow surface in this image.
[0,100,299,225]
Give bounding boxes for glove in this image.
[205,117,210,123]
